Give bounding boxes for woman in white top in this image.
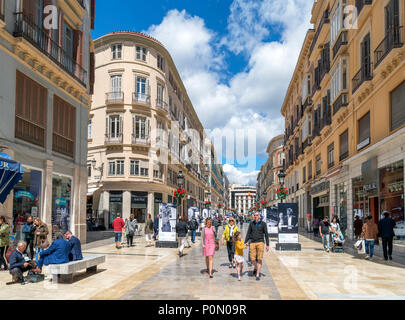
[331,216,343,242]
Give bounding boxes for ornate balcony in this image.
[333,92,348,115]
[132,93,151,105]
[374,27,403,68]
[333,31,348,59]
[310,10,330,55]
[105,92,124,105]
[105,134,123,145]
[355,0,372,16]
[352,63,373,93]
[302,96,312,111]
[156,99,169,112]
[132,135,151,146]
[13,13,87,85]
[302,138,312,152]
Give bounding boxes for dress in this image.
[203,227,215,257]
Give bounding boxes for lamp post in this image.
[177,170,185,219]
[278,169,286,203]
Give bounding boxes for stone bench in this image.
[47,254,106,283]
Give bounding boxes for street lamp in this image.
[278,169,286,203]
[177,171,185,218]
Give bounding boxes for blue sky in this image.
[92,0,312,185]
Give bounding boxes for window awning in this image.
[0,153,23,204]
[87,186,101,196]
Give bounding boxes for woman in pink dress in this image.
[202,217,217,278]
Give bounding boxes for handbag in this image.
[215,238,219,251]
[40,238,50,249]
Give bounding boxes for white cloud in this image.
[146,1,312,185]
[223,164,259,186]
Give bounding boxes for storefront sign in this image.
[15,190,34,200]
[310,181,330,196]
[131,196,147,203]
[279,233,299,243]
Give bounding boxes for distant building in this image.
[229,184,256,215]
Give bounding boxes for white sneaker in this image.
[365,255,370,260]
[238,276,241,281]
[369,256,373,261]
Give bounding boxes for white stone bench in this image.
[47,254,106,283]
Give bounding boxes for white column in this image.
[122,190,131,220]
[102,190,110,229]
[43,160,53,242]
[148,192,154,218]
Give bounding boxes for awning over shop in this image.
[87,186,101,196]
[0,153,23,204]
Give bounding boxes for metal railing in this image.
[339,151,349,162]
[302,96,312,111]
[333,30,348,59]
[106,92,124,104]
[132,134,151,146]
[374,27,403,68]
[132,93,151,105]
[302,138,312,152]
[14,13,87,85]
[52,133,74,158]
[333,92,348,115]
[355,0,372,16]
[352,62,373,93]
[105,134,123,144]
[156,99,168,112]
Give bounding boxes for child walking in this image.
[233,231,247,281]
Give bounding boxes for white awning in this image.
[87,186,101,196]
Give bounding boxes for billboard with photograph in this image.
[277,203,299,243]
[158,203,177,242]
[265,206,279,235]
[187,206,200,221]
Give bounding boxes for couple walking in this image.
[201,212,269,281]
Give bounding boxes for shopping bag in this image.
[357,240,366,254]
[354,240,362,249]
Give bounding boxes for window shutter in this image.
[146,118,150,138]
[358,112,370,143]
[340,130,348,157]
[89,52,95,95]
[90,0,95,29]
[105,116,109,135]
[391,80,405,131]
[146,78,150,97]
[119,115,123,135]
[58,10,64,48]
[134,75,137,95]
[132,115,135,136]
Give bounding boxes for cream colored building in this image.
[229,184,256,215]
[88,31,226,227]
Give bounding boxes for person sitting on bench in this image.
[36,233,70,272]
[64,230,83,261]
[9,241,40,284]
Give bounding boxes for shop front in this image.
[51,174,72,239]
[109,191,122,228]
[154,193,162,218]
[131,191,148,223]
[12,166,42,241]
[310,180,330,221]
[333,182,348,237]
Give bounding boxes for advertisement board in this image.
[277,203,299,242]
[265,206,279,235]
[188,206,200,221]
[158,203,177,242]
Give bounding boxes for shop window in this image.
[391,80,405,131]
[339,130,349,161]
[53,95,76,158]
[51,174,72,239]
[109,191,122,228]
[12,168,42,241]
[15,71,47,147]
[357,112,370,150]
[328,143,335,168]
[131,191,147,223]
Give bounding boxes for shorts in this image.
[234,254,245,264]
[114,232,122,242]
[249,242,265,261]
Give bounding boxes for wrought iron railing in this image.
[132,93,151,105]
[156,99,168,112]
[374,27,403,68]
[333,92,348,115]
[132,134,151,146]
[333,30,348,59]
[352,62,373,93]
[310,10,330,55]
[14,13,87,85]
[106,92,124,104]
[339,151,349,162]
[105,134,123,144]
[355,0,372,17]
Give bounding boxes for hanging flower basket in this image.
[261,200,269,207]
[218,203,223,209]
[174,188,187,203]
[276,188,288,200]
[204,201,212,208]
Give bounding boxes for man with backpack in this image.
[176,217,190,257]
[188,217,198,243]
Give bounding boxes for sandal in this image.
[229,263,232,268]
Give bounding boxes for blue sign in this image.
[15,190,34,200]
[55,197,67,206]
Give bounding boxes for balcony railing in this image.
[15,116,45,148]
[339,151,349,162]
[76,0,85,8]
[156,99,168,112]
[302,96,312,111]
[374,27,403,68]
[310,10,330,55]
[355,0,372,16]
[333,92,348,115]
[333,30,348,59]
[352,63,373,93]
[53,133,74,158]
[14,13,87,85]
[132,134,151,146]
[132,93,151,105]
[105,134,123,144]
[302,138,312,152]
[106,92,124,104]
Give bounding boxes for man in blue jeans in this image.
[319,216,332,252]
[188,217,198,243]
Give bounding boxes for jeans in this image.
[322,234,330,250]
[215,226,219,234]
[226,241,235,263]
[307,221,311,232]
[382,237,393,260]
[190,230,196,243]
[114,232,122,243]
[10,266,32,282]
[35,247,43,265]
[365,240,375,258]
[178,237,191,253]
[126,234,134,246]
[25,237,34,260]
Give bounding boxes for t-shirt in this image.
[319,220,330,234]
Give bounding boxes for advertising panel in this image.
[158,203,177,242]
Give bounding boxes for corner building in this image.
[88,31,225,227]
[282,0,405,241]
[0,0,95,243]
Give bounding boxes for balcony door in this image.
[135,76,149,102]
[63,23,74,73]
[385,0,400,44]
[361,33,371,79]
[106,115,122,141]
[133,116,150,141]
[110,75,122,100]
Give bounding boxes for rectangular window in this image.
[328,143,335,168]
[157,54,164,70]
[117,160,124,175]
[316,155,321,176]
[339,130,349,161]
[53,95,76,158]
[308,161,313,180]
[109,160,124,176]
[108,161,116,176]
[88,119,92,139]
[157,83,164,105]
[136,46,147,61]
[111,75,122,93]
[330,0,342,45]
[112,44,122,60]
[391,80,405,131]
[130,160,140,176]
[135,76,149,101]
[357,112,370,150]
[15,71,47,147]
[132,116,149,140]
[106,115,122,139]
